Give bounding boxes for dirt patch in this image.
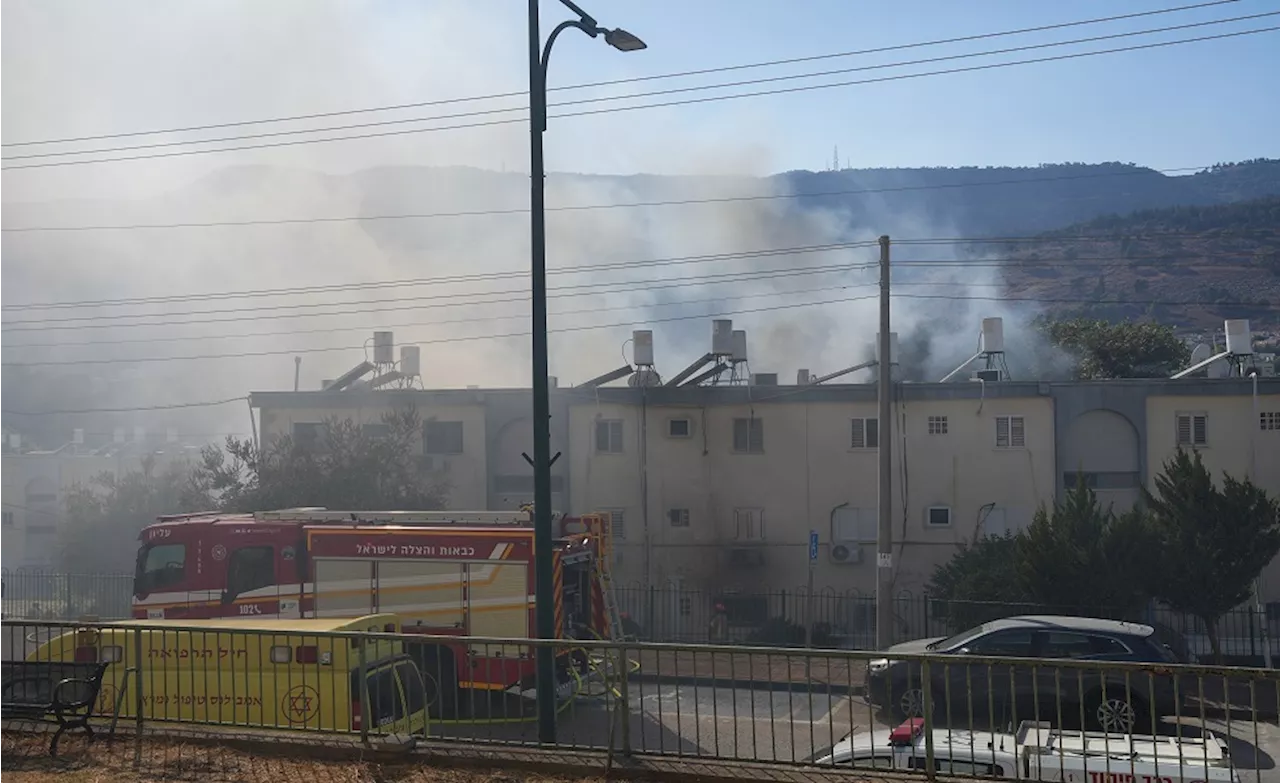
[0,732,610,783]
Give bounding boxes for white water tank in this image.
[400,345,421,376]
[712,320,734,355]
[981,317,1005,354]
[731,330,748,363]
[72,428,85,445]
[373,331,395,364]
[1225,319,1253,355]
[548,376,559,388]
[875,332,900,365]
[633,330,654,366]
[797,369,811,385]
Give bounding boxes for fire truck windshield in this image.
[135,542,186,595]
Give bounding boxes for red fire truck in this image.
[130,507,613,718]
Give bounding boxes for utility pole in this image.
[527,0,558,744]
[875,235,894,650]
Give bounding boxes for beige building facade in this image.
[249,376,1280,601]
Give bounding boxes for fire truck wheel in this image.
[1086,688,1146,734]
[412,645,459,720]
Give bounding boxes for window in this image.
[1039,632,1131,659]
[850,417,879,449]
[851,756,897,770]
[1,512,13,527]
[600,507,626,541]
[395,661,427,717]
[595,419,624,453]
[226,546,275,600]
[965,629,1035,656]
[909,758,1004,777]
[995,415,1025,448]
[832,507,877,543]
[926,506,952,528]
[424,420,464,454]
[668,508,690,527]
[732,417,764,453]
[355,666,405,728]
[734,507,765,541]
[138,543,186,592]
[1260,411,1279,431]
[668,418,691,438]
[361,423,391,440]
[292,422,329,451]
[1176,412,1207,447]
[927,415,949,435]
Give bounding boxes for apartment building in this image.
[1,432,202,570]
[249,375,1280,598]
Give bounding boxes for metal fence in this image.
[615,585,1279,664]
[3,617,1280,782]
[0,570,134,621]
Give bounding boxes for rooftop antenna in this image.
[1172,319,1254,379]
[832,145,839,172]
[939,317,1010,382]
[294,356,302,392]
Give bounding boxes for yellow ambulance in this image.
[28,614,428,736]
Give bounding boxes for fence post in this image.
[357,633,370,746]
[921,658,935,783]
[133,627,144,768]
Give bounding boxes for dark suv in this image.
[865,615,1187,733]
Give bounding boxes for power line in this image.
[0,243,882,328]
[2,166,1233,236]
[10,11,1272,164]
[4,291,1273,369]
[5,25,1275,172]
[2,249,1264,331]
[1,397,249,415]
[0,0,1238,149]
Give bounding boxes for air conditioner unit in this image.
[829,542,862,565]
[728,548,766,568]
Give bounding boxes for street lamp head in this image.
[603,27,646,52]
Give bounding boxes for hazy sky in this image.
[3,0,1277,202]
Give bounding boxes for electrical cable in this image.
[8,164,1269,236]
[1,0,1236,149]
[5,24,1274,171]
[3,291,1274,369]
[0,397,249,416]
[9,11,1273,164]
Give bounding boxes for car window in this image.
[1088,635,1131,656]
[964,629,1035,656]
[849,755,895,769]
[908,757,1004,776]
[1040,631,1096,659]
[364,666,404,727]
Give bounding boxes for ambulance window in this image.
[226,546,275,599]
[140,544,186,590]
[850,755,895,769]
[395,661,427,716]
[910,758,1002,776]
[364,667,405,727]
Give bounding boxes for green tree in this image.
[60,456,211,575]
[1142,450,1280,662]
[1043,317,1191,379]
[192,408,448,512]
[926,534,1028,630]
[1016,478,1153,617]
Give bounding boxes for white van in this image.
[816,718,1240,783]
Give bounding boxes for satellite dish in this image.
[628,368,663,388]
[1190,344,1211,365]
[1208,357,1230,379]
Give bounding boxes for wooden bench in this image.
[1,661,110,757]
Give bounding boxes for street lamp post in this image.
[527,0,645,745]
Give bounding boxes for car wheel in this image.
[1089,690,1146,734]
[894,685,933,721]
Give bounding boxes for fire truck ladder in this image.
[594,512,628,642]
